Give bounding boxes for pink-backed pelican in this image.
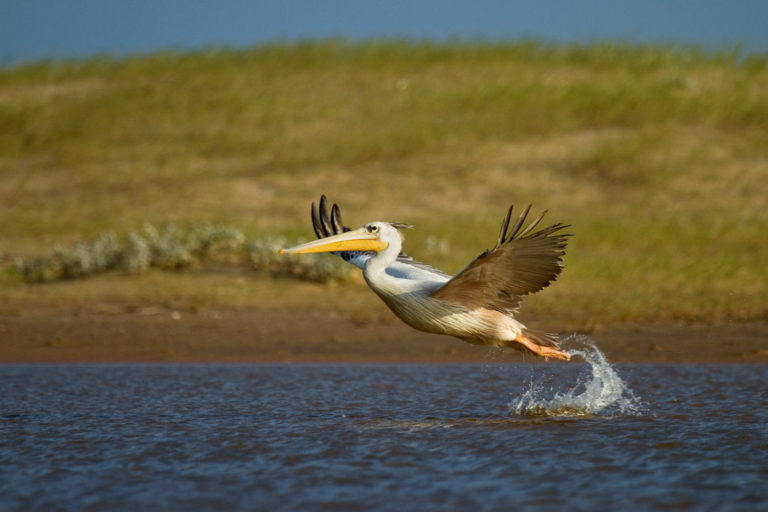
[279,195,571,360]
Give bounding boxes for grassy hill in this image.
[2,40,767,327]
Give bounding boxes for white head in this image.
[279,221,412,264]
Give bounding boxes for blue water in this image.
[2,1,768,66]
[1,357,766,511]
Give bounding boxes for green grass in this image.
[2,40,767,325]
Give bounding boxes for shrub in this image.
[16,223,353,284]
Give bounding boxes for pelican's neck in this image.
[364,236,401,277]
[361,234,441,300]
[362,227,406,299]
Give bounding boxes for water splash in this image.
[510,335,642,417]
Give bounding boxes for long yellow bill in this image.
[278,227,388,254]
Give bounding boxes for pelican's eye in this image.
[367,224,379,234]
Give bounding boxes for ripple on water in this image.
[1,361,765,511]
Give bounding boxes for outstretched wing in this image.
[431,204,570,313]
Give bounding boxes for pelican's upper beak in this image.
[278,227,388,255]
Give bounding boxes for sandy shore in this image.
[1,307,767,364]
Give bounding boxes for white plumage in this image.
[280,195,571,360]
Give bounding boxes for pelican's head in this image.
[279,221,412,255]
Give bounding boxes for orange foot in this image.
[516,335,571,361]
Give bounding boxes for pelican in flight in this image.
[279,195,572,360]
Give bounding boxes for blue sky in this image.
[2,0,767,66]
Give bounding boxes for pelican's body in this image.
[355,224,526,346]
[280,196,571,360]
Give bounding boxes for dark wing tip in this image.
[506,204,533,242]
[498,203,570,245]
[311,200,327,239]
[331,203,347,233]
[496,205,514,249]
[318,195,334,236]
[516,209,547,239]
[312,195,351,238]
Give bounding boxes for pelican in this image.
[279,195,572,360]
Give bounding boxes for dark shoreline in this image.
[2,308,766,364]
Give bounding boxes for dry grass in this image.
[1,41,767,325]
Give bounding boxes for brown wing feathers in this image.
[432,205,570,311]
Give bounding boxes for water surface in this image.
[1,358,766,510]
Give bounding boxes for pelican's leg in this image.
[515,335,571,361]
